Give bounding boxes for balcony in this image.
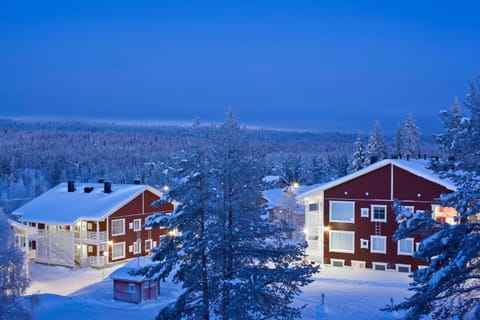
[74,231,108,242]
[306,212,323,226]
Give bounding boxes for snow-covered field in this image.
[25,261,412,319]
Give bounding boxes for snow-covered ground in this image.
[24,261,413,319]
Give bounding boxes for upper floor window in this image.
[308,203,319,212]
[133,219,142,232]
[371,205,387,222]
[111,219,125,236]
[330,201,355,223]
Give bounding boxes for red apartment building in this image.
[297,159,457,272]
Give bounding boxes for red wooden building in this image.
[297,159,456,272]
[14,180,173,267]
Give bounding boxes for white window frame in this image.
[397,237,414,256]
[370,235,387,254]
[360,238,369,249]
[373,262,387,271]
[111,242,126,260]
[329,201,355,223]
[351,260,366,269]
[133,219,142,232]
[371,205,387,222]
[416,242,421,252]
[396,264,411,273]
[330,259,345,267]
[360,208,369,218]
[128,283,136,293]
[87,245,93,253]
[329,230,355,254]
[145,239,153,251]
[133,239,141,254]
[111,219,125,236]
[87,222,93,230]
[308,203,319,212]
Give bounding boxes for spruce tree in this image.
[365,121,387,164]
[402,113,420,159]
[138,111,318,319]
[352,131,366,171]
[392,122,403,158]
[0,212,30,319]
[391,77,480,319]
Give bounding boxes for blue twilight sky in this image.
[1,1,480,134]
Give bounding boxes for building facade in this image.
[13,181,173,268]
[297,159,456,272]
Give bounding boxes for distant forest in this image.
[0,118,437,214]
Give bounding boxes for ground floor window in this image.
[330,259,345,267]
[351,260,366,269]
[112,242,125,260]
[397,238,414,255]
[396,264,411,273]
[145,239,153,251]
[373,262,387,271]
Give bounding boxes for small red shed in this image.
[110,258,160,303]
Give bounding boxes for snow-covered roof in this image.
[8,219,36,234]
[14,182,162,225]
[109,257,157,282]
[263,185,318,209]
[297,159,456,200]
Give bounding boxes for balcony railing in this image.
[306,212,322,226]
[74,231,107,242]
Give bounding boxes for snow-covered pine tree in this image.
[212,110,317,319]
[365,121,387,164]
[402,113,420,159]
[391,78,480,319]
[392,122,403,158]
[137,111,318,319]
[134,119,217,320]
[351,131,366,171]
[0,212,30,320]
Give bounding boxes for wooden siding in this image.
[322,163,453,271]
[108,189,173,262]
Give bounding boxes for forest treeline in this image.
[0,118,435,214]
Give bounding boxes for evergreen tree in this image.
[402,113,420,159]
[391,78,480,319]
[138,111,318,319]
[351,131,366,171]
[392,122,403,158]
[365,121,387,164]
[0,212,30,320]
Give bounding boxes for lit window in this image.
[371,205,387,222]
[432,205,458,224]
